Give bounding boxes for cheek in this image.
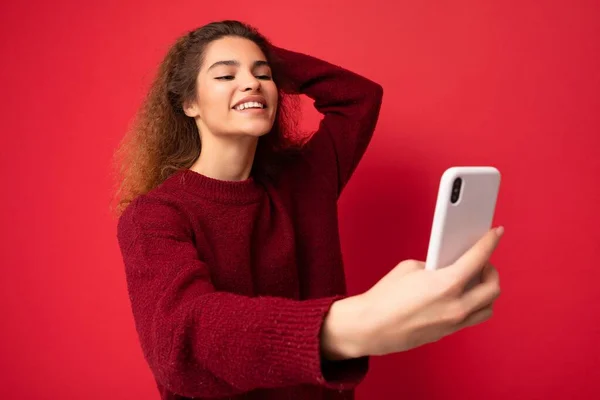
[266,85,279,117]
[197,82,231,119]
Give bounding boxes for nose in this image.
[240,71,261,92]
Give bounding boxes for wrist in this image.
[320,294,370,360]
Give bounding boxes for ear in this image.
[183,99,200,118]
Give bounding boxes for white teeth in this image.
[235,101,265,110]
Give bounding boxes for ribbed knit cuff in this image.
[259,295,369,390]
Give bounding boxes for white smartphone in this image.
[425,166,501,283]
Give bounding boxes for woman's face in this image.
[184,36,278,139]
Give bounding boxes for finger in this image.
[463,262,494,291]
[470,262,496,288]
[481,263,499,286]
[461,266,501,314]
[394,259,425,277]
[441,227,504,286]
[454,306,494,332]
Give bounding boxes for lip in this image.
[232,95,267,109]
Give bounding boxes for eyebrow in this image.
[207,60,270,71]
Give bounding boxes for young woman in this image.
[114,20,503,400]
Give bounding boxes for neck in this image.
[190,133,258,181]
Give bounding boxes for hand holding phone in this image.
[323,228,504,359]
[321,167,503,359]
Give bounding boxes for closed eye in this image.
[215,75,272,81]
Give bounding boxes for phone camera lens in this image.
[450,177,462,204]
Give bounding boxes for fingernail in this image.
[495,226,504,237]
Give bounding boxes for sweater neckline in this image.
[165,169,264,204]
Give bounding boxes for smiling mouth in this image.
[233,101,267,111]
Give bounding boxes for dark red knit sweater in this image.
[116,45,383,400]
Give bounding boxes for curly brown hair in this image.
[111,20,304,217]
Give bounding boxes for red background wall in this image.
[1,0,599,398]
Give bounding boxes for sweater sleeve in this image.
[269,45,384,197]
[116,196,369,398]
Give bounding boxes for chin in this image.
[238,122,274,137]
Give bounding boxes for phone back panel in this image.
[425,167,501,270]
